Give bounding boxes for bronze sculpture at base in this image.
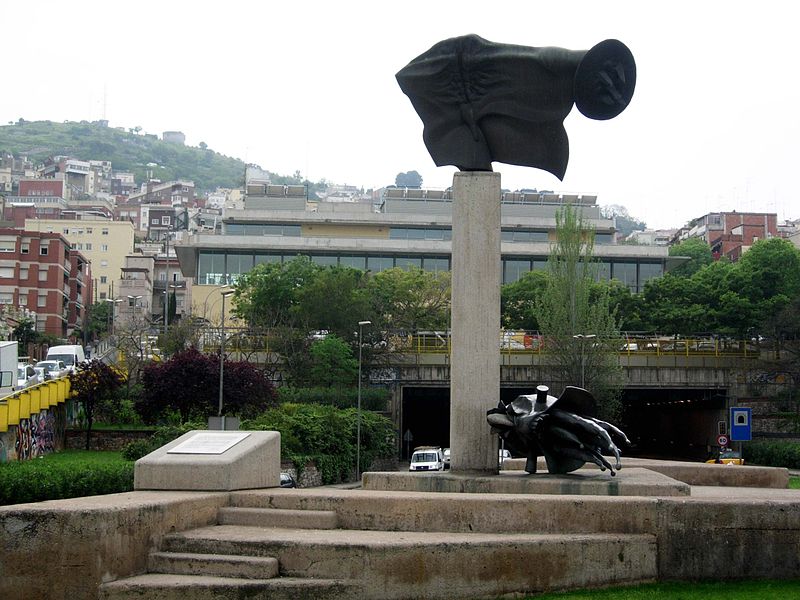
[487,385,630,476]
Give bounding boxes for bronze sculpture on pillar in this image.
[396,34,636,179]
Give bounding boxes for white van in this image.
[45,345,86,372]
[409,446,444,472]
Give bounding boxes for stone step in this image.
[98,573,361,600]
[159,524,657,599]
[148,551,279,579]
[219,506,338,529]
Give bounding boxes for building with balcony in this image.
[672,211,779,261]
[175,184,681,322]
[117,254,154,326]
[24,219,135,301]
[0,229,91,337]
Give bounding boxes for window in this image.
[39,269,48,282]
[21,244,29,254]
[162,216,171,225]
[18,296,26,306]
[159,272,166,281]
[100,260,108,267]
[0,267,14,279]
[102,228,109,235]
[503,259,531,284]
[152,218,159,225]
[367,256,394,272]
[40,243,49,255]
[612,262,637,292]
[99,292,107,300]
[0,240,15,252]
[38,293,47,307]
[20,267,29,280]
[0,293,12,304]
[100,276,107,284]
[85,243,92,250]
[63,228,70,235]
[101,244,108,252]
[86,228,93,234]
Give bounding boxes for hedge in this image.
[0,453,134,506]
[743,440,800,469]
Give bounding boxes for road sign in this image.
[729,407,752,441]
[717,434,729,447]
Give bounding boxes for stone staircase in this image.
[98,490,658,600]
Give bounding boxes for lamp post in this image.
[356,320,371,481]
[103,298,122,335]
[217,288,235,430]
[572,334,596,389]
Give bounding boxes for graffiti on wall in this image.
[0,406,66,462]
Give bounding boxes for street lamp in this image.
[356,320,371,481]
[103,298,122,335]
[572,334,596,389]
[217,288,235,430]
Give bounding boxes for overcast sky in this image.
[4,1,798,230]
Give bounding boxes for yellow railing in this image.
[0,377,71,433]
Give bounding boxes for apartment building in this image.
[24,219,135,301]
[673,211,779,261]
[0,229,91,337]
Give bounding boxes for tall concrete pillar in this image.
[449,171,501,473]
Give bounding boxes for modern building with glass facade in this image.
[175,186,680,321]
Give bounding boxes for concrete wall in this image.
[0,405,66,462]
[0,491,227,599]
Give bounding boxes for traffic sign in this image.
[730,407,752,441]
[717,434,729,447]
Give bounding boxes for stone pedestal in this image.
[449,171,501,473]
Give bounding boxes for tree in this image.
[296,266,372,343]
[308,335,359,388]
[534,204,623,419]
[69,360,124,449]
[367,267,450,332]
[394,170,423,188]
[139,348,277,423]
[501,270,549,330]
[669,238,714,277]
[86,301,112,339]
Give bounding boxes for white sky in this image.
[3,1,798,230]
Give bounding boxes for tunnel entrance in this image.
[399,385,728,462]
[621,387,727,461]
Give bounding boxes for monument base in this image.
[363,467,689,496]
[134,430,281,491]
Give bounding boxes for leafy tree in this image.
[394,170,423,188]
[669,238,714,277]
[367,267,450,332]
[85,301,112,339]
[12,319,38,355]
[296,266,372,342]
[138,348,276,423]
[534,205,623,419]
[69,360,124,449]
[308,335,358,388]
[501,270,549,330]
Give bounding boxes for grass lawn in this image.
[789,476,800,489]
[522,580,800,599]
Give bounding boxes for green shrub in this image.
[743,440,800,468]
[244,403,395,484]
[276,386,389,411]
[121,423,204,461]
[0,452,134,505]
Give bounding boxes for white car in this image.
[409,447,445,472]
[34,360,68,381]
[16,364,39,390]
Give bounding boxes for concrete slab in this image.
[362,467,690,496]
[134,430,281,491]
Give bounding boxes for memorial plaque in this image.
[167,432,251,455]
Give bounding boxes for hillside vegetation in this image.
[0,120,247,192]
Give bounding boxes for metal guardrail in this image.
[0,376,72,433]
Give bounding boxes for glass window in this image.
[639,262,663,289]
[198,251,226,285]
[226,223,245,235]
[389,228,407,240]
[311,255,338,267]
[340,255,367,270]
[227,253,254,282]
[406,229,426,240]
[254,254,282,266]
[39,269,48,282]
[594,261,611,281]
[612,262,637,292]
[422,256,449,272]
[100,276,107,284]
[367,256,395,272]
[40,243,48,255]
[595,233,613,245]
[102,228,109,235]
[395,256,422,269]
[503,259,531,283]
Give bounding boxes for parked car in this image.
[45,345,85,373]
[34,360,68,381]
[279,472,297,488]
[16,364,38,390]
[706,449,744,465]
[409,446,445,472]
[443,447,451,469]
